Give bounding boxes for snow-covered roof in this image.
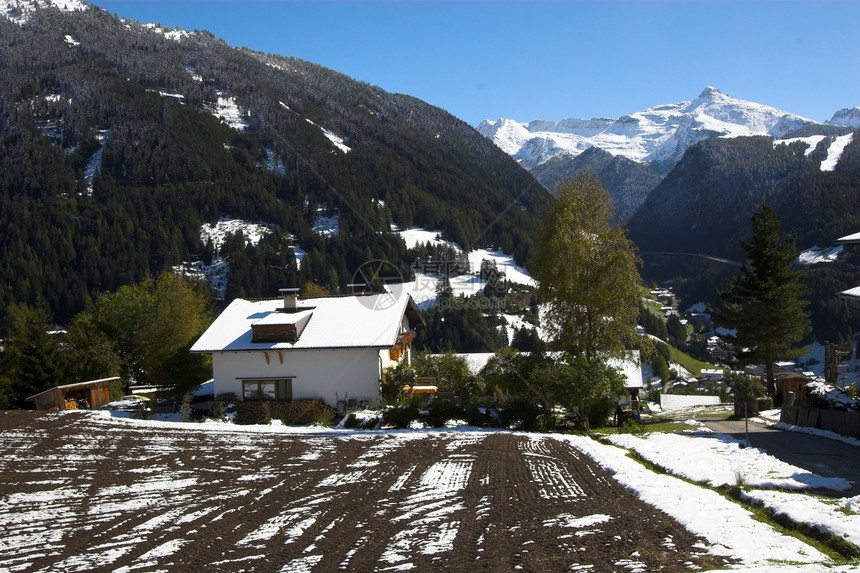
[838,285,860,300]
[191,294,422,353]
[835,231,860,245]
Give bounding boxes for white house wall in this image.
[212,348,383,407]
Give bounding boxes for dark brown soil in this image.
[0,412,734,572]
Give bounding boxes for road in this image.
[704,419,860,497]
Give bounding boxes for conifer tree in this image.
[714,204,810,399]
[2,305,65,407]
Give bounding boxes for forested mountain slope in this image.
[0,1,550,324]
[627,132,860,261]
[531,147,662,225]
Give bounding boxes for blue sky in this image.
[92,1,858,126]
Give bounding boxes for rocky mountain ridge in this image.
[478,87,856,176]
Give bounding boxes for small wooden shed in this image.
[27,377,118,411]
[775,371,809,405]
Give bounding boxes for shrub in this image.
[425,399,465,428]
[729,373,765,398]
[382,401,422,429]
[382,361,415,405]
[500,398,543,431]
[229,399,333,425]
[180,393,193,422]
[276,399,333,425]
[261,401,273,424]
[586,397,617,429]
[464,405,502,428]
[619,418,645,435]
[412,352,478,403]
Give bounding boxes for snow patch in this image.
[797,245,841,266]
[212,93,249,131]
[305,119,350,153]
[773,135,826,157]
[820,133,854,171]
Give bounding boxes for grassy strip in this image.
[593,420,699,435]
[720,485,860,560]
[665,343,718,377]
[641,298,664,317]
[598,438,857,562]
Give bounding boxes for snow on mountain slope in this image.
[1,0,87,25]
[820,132,855,171]
[478,87,820,173]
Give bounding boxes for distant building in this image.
[700,368,723,382]
[774,361,796,373]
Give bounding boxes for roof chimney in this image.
[280,288,300,311]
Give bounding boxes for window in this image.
[252,324,298,343]
[242,379,293,401]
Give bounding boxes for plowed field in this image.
[0,411,732,572]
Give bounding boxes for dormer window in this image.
[251,311,313,344]
[252,323,299,343]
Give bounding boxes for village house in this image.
[836,231,860,314]
[699,368,724,382]
[190,289,424,409]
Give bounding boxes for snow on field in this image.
[468,248,536,287]
[312,208,340,237]
[144,22,190,42]
[605,431,851,491]
[200,218,272,250]
[1,0,87,25]
[391,227,537,311]
[2,412,855,571]
[394,227,458,250]
[560,434,832,569]
[394,228,534,286]
[741,489,860,550]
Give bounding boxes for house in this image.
[27,377,119,411]
[700,368,724,382]
[190,290,424,408]
[836,231,860,312]
[774,360,796,373]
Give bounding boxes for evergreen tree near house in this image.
[0,305,65,408]
[713,203,810,400]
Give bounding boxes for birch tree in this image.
[531,173,642,359]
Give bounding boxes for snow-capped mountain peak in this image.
[697,86,724,99]
[478,87,824,175]
[827,107,860,129]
